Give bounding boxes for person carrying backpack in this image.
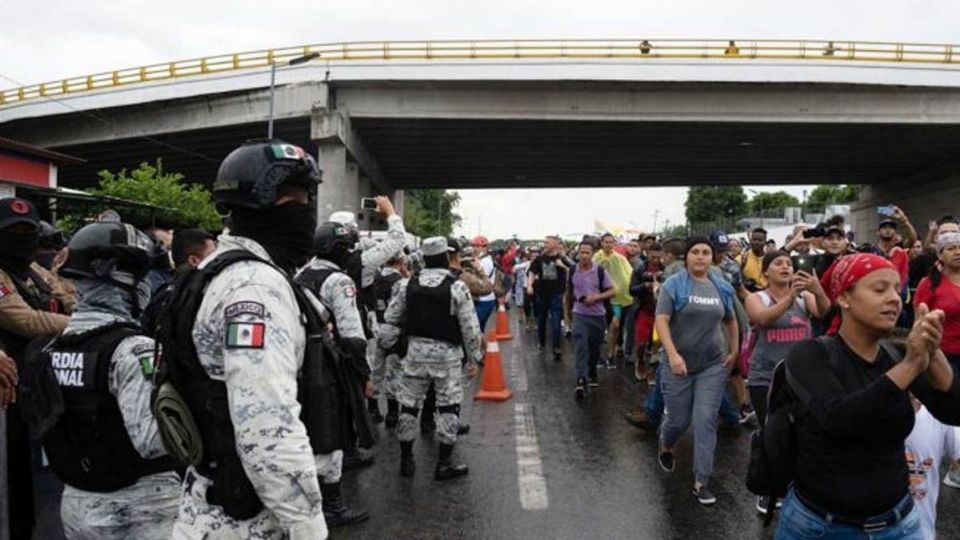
[564,240,616,398]
[655,238,738,507]
[758,253,960,539]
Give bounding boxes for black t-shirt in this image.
[528,254,567,299]
[788,336,960,518]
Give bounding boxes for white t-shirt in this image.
[904,405,960,540]
[478,254,496,302]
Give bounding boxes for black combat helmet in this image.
[60,221,153,288]
[213,139,321,210]
[37,221,66,249]
[313,221,359,259]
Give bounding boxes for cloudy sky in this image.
[2,0,953,238]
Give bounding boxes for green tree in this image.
[88,160,221,230]
[685,186,748,224]
[403,189,462,237]
[748,191,800,214]
[804,185,863,211]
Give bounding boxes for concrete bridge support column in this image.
[316,143,357,223]
[850,170,960,244]
[313,104,393,224]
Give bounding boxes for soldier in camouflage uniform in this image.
[168,140,328,539]
[295,221,376,527]
[370,253,410,428]
[380,237,483,480]
[330,198,406,426]
[21,221,180,540]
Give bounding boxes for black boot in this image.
[385,399,400,428]
[368,398,384,424]
[320,481,369,527]
[400,441,415,477]
[342,447,375,471]
[434,443,469,481]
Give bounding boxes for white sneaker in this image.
[944,469,960,489]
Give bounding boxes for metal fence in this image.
[4,38,960,106]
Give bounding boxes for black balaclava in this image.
[325,245,354,271]
[0,227,39,276]
[232,202,316,272]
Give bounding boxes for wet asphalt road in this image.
[30,318,960,539]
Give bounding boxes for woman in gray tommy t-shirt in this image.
[654,238,738,506]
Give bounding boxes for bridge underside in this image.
[48,117,960,190]
[5,78,960,234]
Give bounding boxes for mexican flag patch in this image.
[138,356,155,378]
[270,144,304,161]
[226,322,266,349]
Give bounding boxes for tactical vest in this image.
[153,250,349,520]
[24,324,174,492]
[373,270,403,323]
[406,272,463,345]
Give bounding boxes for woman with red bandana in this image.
[774,254,960,540]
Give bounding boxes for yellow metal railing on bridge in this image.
[3,38,960,107]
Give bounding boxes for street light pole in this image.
[267,52,320,139]
[267,62,277,139]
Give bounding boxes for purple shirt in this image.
[571,263,613,317]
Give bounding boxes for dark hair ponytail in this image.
[930,261,943,293]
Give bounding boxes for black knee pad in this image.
[401,406,420,416]
[437,404,461,417]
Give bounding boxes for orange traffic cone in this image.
[474,330,513,402]
[494,301,513,341]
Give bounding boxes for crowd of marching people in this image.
[488,206,960,539]
[2,137,960,538]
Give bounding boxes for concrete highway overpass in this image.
[2,39,960,234]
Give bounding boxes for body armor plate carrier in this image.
[21,323,174,493]
[405,272,463,346]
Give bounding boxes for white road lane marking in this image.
[514,402,548,510]
[507,339,548,509]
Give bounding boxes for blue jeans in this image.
[661,361,727,486]
[719,392,741,427]
[476,300,497,331]
[536,295,563,349]
[645,362,664,428]
[775,488,922,540]
[573,314,605,379]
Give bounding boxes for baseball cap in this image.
[825,224,845,237]
[878,219,898,229]
[446,237,463,254]
[472,235,489,247]
[708,230,730,252]
[0,198,40,230]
